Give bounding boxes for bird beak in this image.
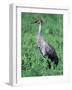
[31,19,44,24]
[32,20,38,24]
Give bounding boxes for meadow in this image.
[21,12,63,77]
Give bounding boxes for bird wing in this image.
[45,43,57,58]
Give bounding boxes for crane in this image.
[33,18,59,69]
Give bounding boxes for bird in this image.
[33,18,59,69]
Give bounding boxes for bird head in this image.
[33,18,44,24]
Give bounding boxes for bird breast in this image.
[37,36,50,56]
[37,36,45,47]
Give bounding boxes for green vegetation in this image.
[21,13,63,77]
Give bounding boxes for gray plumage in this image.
[33,18,59,68]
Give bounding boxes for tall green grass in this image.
[21,13,63,77]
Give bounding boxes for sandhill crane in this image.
[33,18,59,69]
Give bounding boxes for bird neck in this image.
[38,22,42,36]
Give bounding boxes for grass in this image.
[21,12,63,77]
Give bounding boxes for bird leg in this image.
[46,59,51,69]
[51,62,54,69]
[51,61,57,69]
